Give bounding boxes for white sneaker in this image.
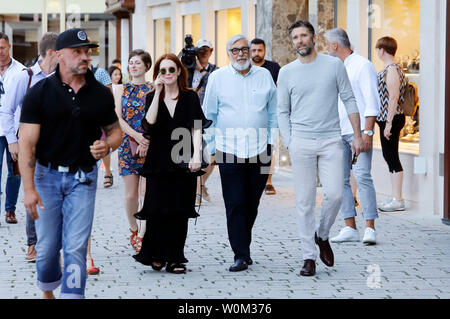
[362,227,377,245]
[378,198,405,212]
[330,227,360,243]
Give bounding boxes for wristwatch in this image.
[363,130,374,137]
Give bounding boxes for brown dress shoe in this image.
[5,212,18,224]
[300,259,316,276]
[315,232,334,267]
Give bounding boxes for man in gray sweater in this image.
[277,20,364,276]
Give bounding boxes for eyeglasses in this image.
[160,67,176,75]
[0,81,4,96]
[230,47,250,55]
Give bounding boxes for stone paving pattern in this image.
[1,156,450,299]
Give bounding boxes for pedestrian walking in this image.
[18,28,122,299]
[113,49,153,253]
[0,32,58,262]
[203,35,277,272]
[277,21,363,277]
[132,54,210,274]
[250,38,281,196]
[0,32,25,225]
[374,36,407,212]
[324,28,380,245]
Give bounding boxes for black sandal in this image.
[151,261,166,271]
[166,263,186,274]
[103,175,113,188]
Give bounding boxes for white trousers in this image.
[289,136,344,261]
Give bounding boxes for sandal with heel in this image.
[166,262,187,274]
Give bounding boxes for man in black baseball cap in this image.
[55,28,98,50]
[19,27,122,299]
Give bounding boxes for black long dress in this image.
[132,89,211,266]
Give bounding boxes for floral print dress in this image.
[118,82,153,176]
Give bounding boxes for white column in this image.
[59,0,66,32]
[121,18,130,76]
[200,0,215,64]
[418,0,447,216]
[346,0,369,58]
[108,20,116,65]
[171,0,183,56]
[241,0,256,40]
[42,0,48,34]
[132,0,147,50]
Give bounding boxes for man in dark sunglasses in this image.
[0,32,26,225]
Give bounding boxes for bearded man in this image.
[277,21,364,277]
[202,34,278,272]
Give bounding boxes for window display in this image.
[154,18,171,60]
[182,14,201,47]
[370,0,421,152]
[215,7,241,67]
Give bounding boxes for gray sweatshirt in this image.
[277,53,359,148]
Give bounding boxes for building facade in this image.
[1,0,448,221]
[0,0,116,68]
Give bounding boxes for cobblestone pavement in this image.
[1,155,450,299]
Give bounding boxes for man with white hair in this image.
[324,28,380,245]
[203,34,277,272]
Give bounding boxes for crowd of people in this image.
[0,19,410,298]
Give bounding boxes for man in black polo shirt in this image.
[18,28,122,299]
[250,38,281,196]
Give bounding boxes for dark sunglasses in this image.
[160,67,176,75]
[0,81,4,95]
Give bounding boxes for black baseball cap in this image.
[55,28,99,50]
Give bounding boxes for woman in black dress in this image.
[132,53,211,274]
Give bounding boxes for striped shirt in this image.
[377,63,406,122]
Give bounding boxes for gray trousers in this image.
[289,136,344,261]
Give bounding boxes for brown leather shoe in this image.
[300,259,316,276]
[26,245,37,262]
[315,232,334,267]
[5,212,18,224]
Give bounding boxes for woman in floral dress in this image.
[114,49,153,252]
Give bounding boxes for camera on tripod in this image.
[181,34,198,70]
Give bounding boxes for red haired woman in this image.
[132,54,211,274]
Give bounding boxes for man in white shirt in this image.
[203,34,277,272]
[324,28,380,245]
[0,32,25,225]
[0,32,58,261]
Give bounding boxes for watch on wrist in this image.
[363,130,374,137]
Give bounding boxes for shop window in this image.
[215,7,242,67]
[182,14,201,46]
[370,0,420,153]
[336,0,348,30]
[154,18,171,60]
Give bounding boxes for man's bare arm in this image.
[18,123,44,220]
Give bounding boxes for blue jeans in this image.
[0,136,21,213]
[34,162,98,299]
[340,134,378,221]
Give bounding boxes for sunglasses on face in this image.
[160,67,176,75]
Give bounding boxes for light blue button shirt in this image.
[0,60,49,144]
[202,64,278,159]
